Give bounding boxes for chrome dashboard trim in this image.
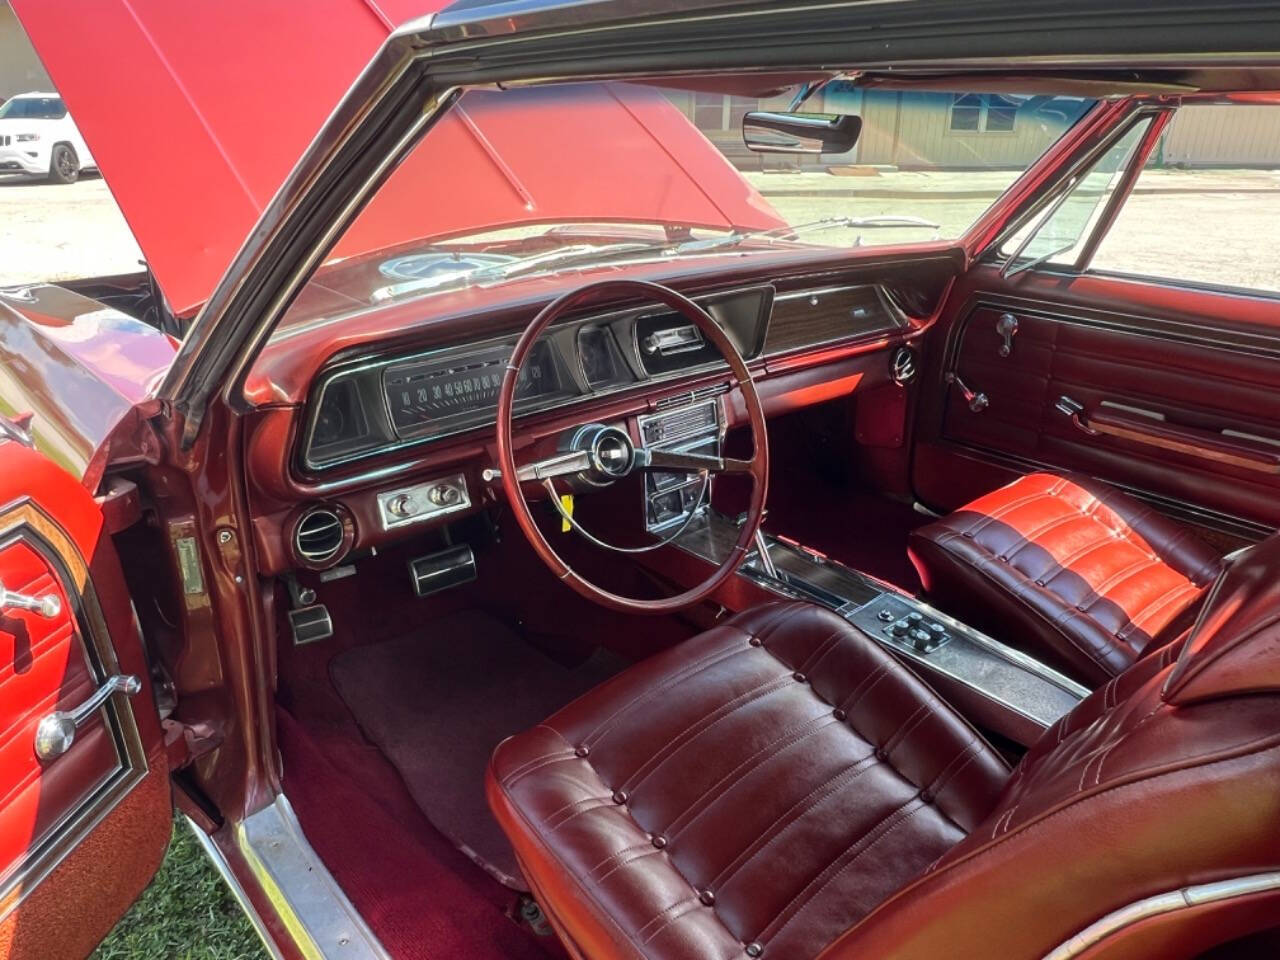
[297,283,772,474]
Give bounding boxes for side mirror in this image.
[742,111,862,155]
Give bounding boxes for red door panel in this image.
[914,266,1280,535]
[0,441,170,960]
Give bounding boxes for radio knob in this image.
[428,484,461,507]
[388,494,418,518]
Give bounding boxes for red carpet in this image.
[278,708,559,960]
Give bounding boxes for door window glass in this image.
[1089,103,1280,294]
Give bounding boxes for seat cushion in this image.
[908,472,1222,685]
[487,602,1009,960]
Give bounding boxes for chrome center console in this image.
[672,511,1088,745]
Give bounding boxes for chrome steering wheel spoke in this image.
[513,449,594,482]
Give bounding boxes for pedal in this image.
[288,604,333,645]
[408,544,477,597]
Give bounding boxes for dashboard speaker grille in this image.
[654,383,730,412]
[294,506,345,566]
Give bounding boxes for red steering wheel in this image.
[496,279,769,614]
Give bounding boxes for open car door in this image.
[0,439,170,960]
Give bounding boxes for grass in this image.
[91,820,269,960]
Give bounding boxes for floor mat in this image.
[329,610,624,888]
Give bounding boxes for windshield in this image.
[278,79,1095,333]
[0,96,66,120]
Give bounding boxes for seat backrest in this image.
[819,533,1280,960]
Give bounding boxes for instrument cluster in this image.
[301,286,772,471]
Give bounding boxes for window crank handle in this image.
[946,372,989,413]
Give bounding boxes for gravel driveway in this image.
[0,174,143,286]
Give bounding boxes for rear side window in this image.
[1089,103,1280,295]
[0,97,66,120]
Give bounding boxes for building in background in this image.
[0,0,51,101]
[671,83,1280,172]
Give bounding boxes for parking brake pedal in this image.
[283,574,334,645]
[288,605,334,646]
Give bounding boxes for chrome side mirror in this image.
[742,112,862,155]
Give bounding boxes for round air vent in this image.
[890,346,918,385]
[291,504,350,569]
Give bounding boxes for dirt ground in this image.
[0,174,142,286]
[2,167,1278,295]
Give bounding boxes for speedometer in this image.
[383,341,564,434]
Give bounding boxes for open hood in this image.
[11,1,783,317]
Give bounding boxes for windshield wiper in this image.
[674,215,940,254]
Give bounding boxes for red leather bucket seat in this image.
[908,472,1223,684]
[488,536,1280,960]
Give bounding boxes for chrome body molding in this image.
[1043,872,1280,959]
[183,815,286,960]
[231,795,392,960]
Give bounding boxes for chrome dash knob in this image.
[427,484,460,507]
[387,494,418,518]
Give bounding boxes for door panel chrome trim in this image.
[0,502,151,922]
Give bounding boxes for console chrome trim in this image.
[1043,872,1280,960]
[672,512,1086,731]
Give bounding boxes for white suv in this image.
[0,92,97,184]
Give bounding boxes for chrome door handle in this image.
[1054,395,1098,435]
[34,674,141,760]
[0,579,62,618]
[946,372,989,413]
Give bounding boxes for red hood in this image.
[12,1,783,317]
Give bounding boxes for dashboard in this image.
[244,250,971,579]
[300,282,901,471]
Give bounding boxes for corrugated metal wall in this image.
[678,87,1280,171]
[852,92,1071,169]
[1162,104,1280,167]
